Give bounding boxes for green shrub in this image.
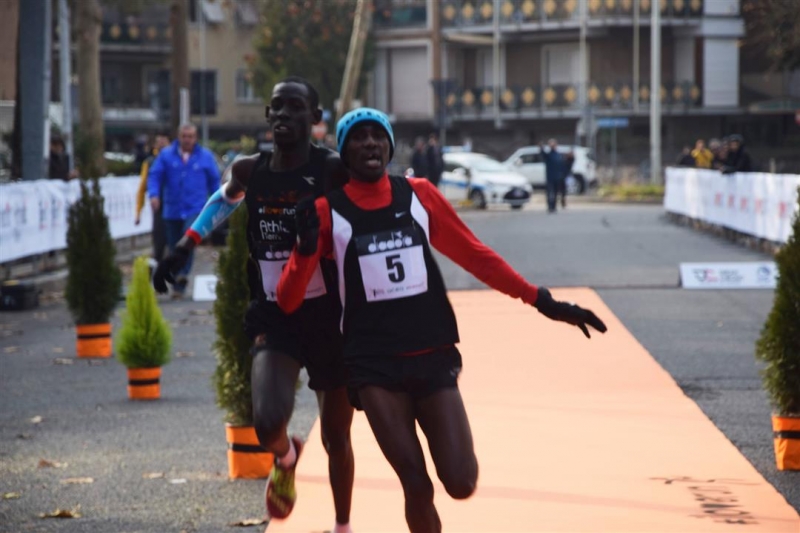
[105,158,136,177]
[116,256,172,369]
[212,207,254,426]
[65,178,122,325]
[755,186,800,414]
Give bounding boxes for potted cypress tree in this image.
[212,207,274,479]
[116,256,172,400]
[65,178,122,358]
[755,185,800,471]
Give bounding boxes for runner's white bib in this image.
[356,228,428,302]
[258,246,326,302]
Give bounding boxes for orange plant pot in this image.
[76,323,112,358]
[225,425,274,479]
[772,414,800,471]
[127,367,161,400]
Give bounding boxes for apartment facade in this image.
[50,0,264,150]
[368,0,775,164]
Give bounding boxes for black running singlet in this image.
[327,175,460,360]
[245,146,338,310]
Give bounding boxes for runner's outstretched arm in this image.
[152,155,257,293]
[407,178,607,338]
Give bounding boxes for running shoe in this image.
[265,436,304,519]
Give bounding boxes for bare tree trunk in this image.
[336,0,372,122]
[73,0,105,178]
[170,0,190,133]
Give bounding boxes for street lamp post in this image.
[650,1,662,184]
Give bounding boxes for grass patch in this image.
[597,183,665,202]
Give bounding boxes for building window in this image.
[188,0,198,23]
[191,70,217,116]
[101,75,120,105]
[373,0,427,29]
[236,70,259,103]
[235,0,259,26]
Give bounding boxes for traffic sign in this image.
[596,117,630,129]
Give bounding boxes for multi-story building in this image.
[186,0,265,139]
[369,0,796,168]
[51,0,264,151]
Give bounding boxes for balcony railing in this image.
[101,21,171,47]
[373,0,428,29]
[442,80,702,116]
[441,0,703,27]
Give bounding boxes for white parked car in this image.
[439,152,532,210]
[504,145,597,194]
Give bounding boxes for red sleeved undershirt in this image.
[276,174,539,314]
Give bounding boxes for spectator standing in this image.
[540,138,564,213]
[426,133,444,187]
[135,131,171,261]
[724,134,753,173]
[691,139,713,169]
[677,146,696,167]
[48,136,77,181]
[147,123,221,297]
[411,137,428,179]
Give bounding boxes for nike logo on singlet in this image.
[395,211,407,218]
[303,176,315,185]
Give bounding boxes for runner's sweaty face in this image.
[345,124,391,183]
[266,82,316,149]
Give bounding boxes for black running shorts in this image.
[346,346,463,410]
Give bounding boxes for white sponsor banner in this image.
[192,274,218,301]
[664,168,800,243]
[0,176,152,263]
[680,262,778,289]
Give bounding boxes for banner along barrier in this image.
[0,176,152,264]
[664,167,800,244]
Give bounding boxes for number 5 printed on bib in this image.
[356,227,428,302]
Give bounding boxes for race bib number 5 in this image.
[356,227,428,302]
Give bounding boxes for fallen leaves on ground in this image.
[40,507,81,519]
[60,477,93,485]
[16,433,32,440]
[38,459,68,469]
[2,492,21,500]
[4,346,19,353]
[53,358,73,365]
[228,517,267,527]
[52,347,64,353]
[142,472,164,479]
[87,360,106,366]
[189,309,210,316]
[30,416,43,424]
[176,351,195,358]
[168,478,187,484]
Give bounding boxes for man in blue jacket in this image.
[148,123,221,296]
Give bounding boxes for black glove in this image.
[295,195,319,256]
[152,246,191,294]
[533,287,608,339]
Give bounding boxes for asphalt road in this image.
[1,199,798,532]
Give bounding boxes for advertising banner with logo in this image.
[664,168,800,243]
[0,176,152,264]
[680,262,778,290]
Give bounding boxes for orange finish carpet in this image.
[269,289,800,532]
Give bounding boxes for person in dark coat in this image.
[426,133,444,188]
[540,138,564,213]
[677,146,696,167]
[723,134,753,174]
[48,136,76,181]
[410,137,428,179]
